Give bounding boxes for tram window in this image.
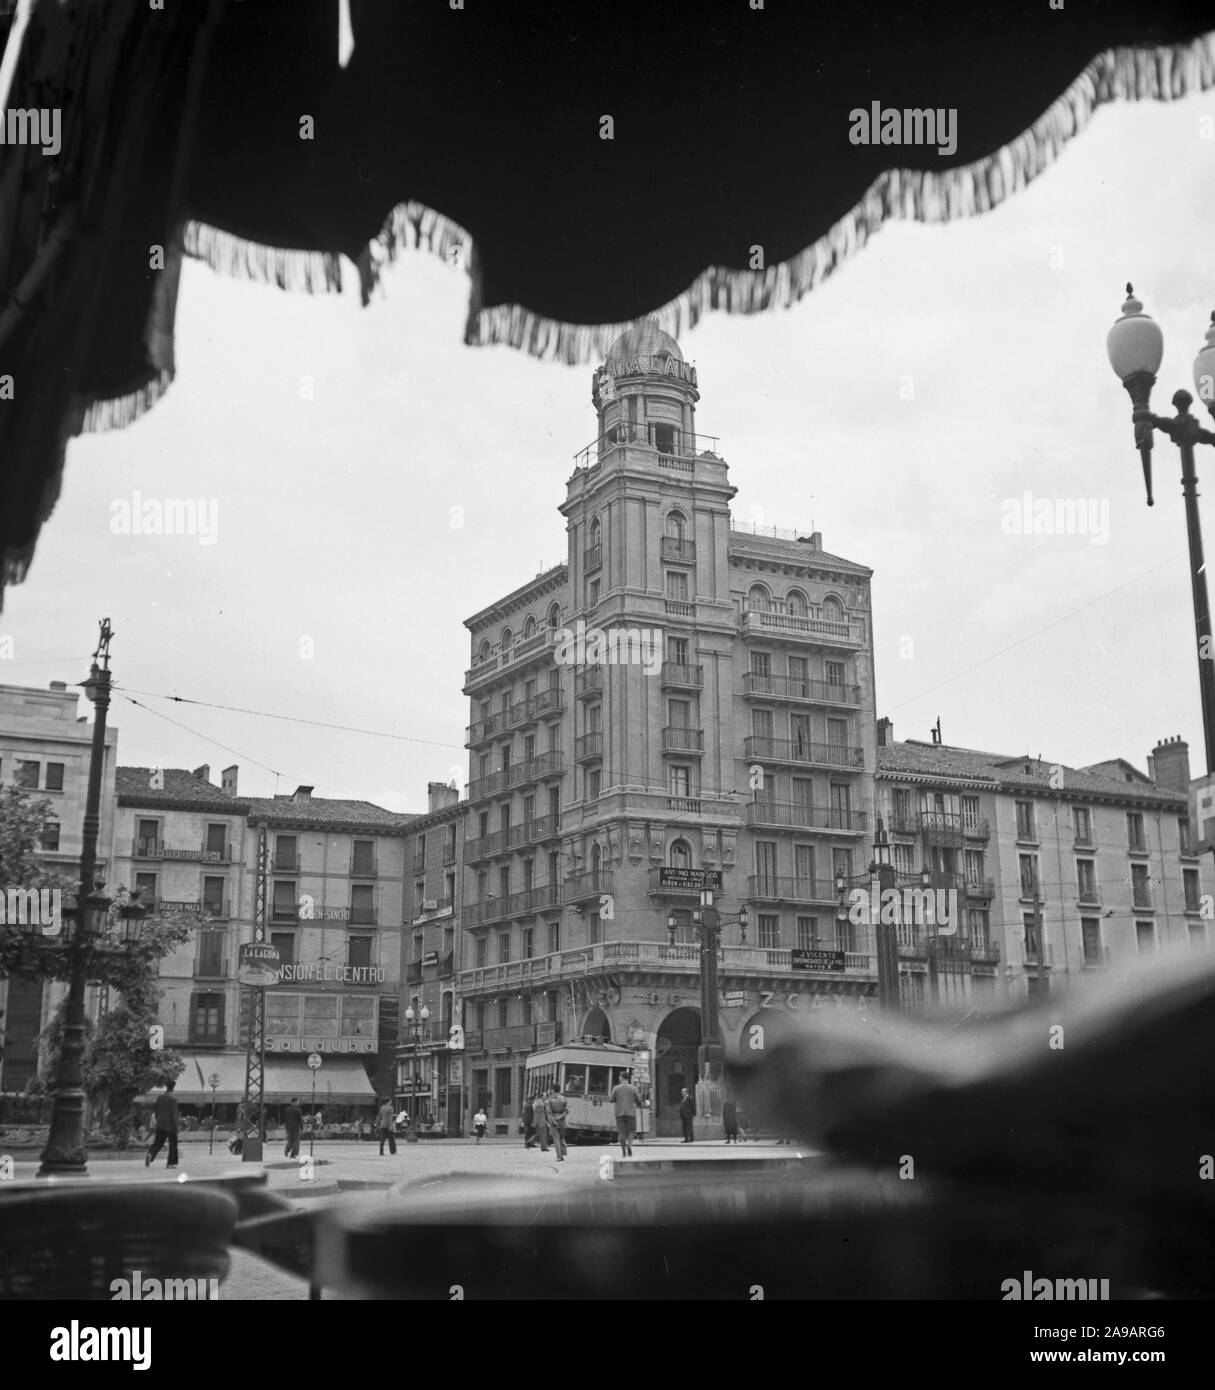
[564,1064,586,1095]
[588,1066,610,1096]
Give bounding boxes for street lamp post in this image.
[403,1003,429,1143]
[1108,288,1215,774]
[666,894,748,1138]
[208,1073,220,1155]
[37,621,129,1178]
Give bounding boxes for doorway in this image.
[654,1007,701,1137]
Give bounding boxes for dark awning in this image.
[2,1,1213,603]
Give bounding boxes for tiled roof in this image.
[877,741,1186,807]
[243,795,419,829]
[117,767,248,810]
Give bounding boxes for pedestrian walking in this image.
[679,1087,695,1143]
[722,1097,739,1144]
[609,1072,642,1157]
[145,1079,180,1169]
[531,1092,551,1152]
[377,1098,397,1155]
[545,1083,568,1160]
[522,1093,537,1148]
[284,1097,303,1159]
[473,1106,488,1142]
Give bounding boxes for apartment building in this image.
[459,319,879,1137]
[396,782,466,1131]
[240,784,416,1110]
[0,681,118,1092]
[112,764,250,1081]
[876,721,1207,1002]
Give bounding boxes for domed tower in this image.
[591,316,701,452]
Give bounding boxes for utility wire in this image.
[115,685,465,753]
[115,691,288,781]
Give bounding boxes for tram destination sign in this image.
[658,868,723,891]
[792,948,846,972]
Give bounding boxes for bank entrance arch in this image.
[654,1007,700,1138]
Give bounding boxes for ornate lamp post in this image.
[35,621,145,1177]
[403,1002,429,1143]
[1107,287,1215,773]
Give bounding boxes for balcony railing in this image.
[406,961,423,983]
[572,427,722,472]
[1077,885,1101,906]
[272,855,299,873]
[443,841,457,865]
[662,726,704,754]
[743,800,867,833]
[969,942,1001,964]
[505,884,560,918]
[920,812,964,842]
[741,672,862,706]
[351,856,377,878]
[131,838,233,863]
[888,812,920,836]
[661,662,703,689]
[742,736,864,769]
[660,536,696,564]
[739,607,863,647]
[468,752,565,801]
[584,544,602,571]
[509,687,564,727]
[464,628,555,688]
[962,817,991,840]
[747,876,839,904]
[965,878,996,901]
[575,732,604,761]
[665,599,694,617]
[482,1023,542,1052]
[563,872,613,904]
[575,668,603,698]
[193,956,228,979]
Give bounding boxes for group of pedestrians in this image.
[521,1083,569,1159]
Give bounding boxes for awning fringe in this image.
[182,220,343,295]
[467,31,1215,362]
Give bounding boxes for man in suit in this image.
[679,1087,695,1143]
[145,1078,180,1169]
[284,1096,303,1158]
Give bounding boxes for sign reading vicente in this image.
[238,941,282,988]
[658,868,723,891]
[792,948,846,972]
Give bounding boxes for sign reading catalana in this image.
[604,355,697,384]
[278,962,386,985]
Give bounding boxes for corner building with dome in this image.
[458,320,892,1138]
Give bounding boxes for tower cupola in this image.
[591,316,700,451]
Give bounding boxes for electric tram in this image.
[524,1038,651,1143]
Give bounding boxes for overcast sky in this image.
[4,92,1214,812]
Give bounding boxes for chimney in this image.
[49,681,67,692]
[876,716,893,747]
[931,716,942,746]
[428,781,459,813]
[192,764,211,784]
[221,765,238,795]
[1150,736,1191,795]
[293,785,314,804]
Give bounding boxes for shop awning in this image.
[140,1052,248,1105]
[264,1058,377,1104]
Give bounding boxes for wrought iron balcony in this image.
[563,871,613,904]
[742,736,863,770]
[660,536,696,564]
[584,544,602,572]
[442,841,457,865]
[920,812,964,844]
[572,427,722,472]
[962,817,991,840]
[747,875,839,904]
[661,661,703,689]
[969,941,1001,964]
[575,668,603,698]
[576,731,604,762]
[965,878,996,901]
[743,800,867,833]
[662,726,704,754]
[741,671,862,706]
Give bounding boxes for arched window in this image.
[478,639,491,663]
[547,602,561,630]
[747,584,770,613]
[523,615,537,640]
[589,517,601,546]
[666,511,686,540]
[669,839,692,869]
[501,627,513,651]
[822,596,845,623]
[786,590,808,616]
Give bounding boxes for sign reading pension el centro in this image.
[658,868,723,891]
[238,942,282,987]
